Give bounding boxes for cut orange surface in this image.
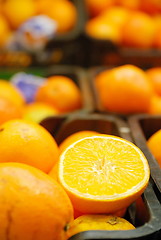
[58,135,150,214]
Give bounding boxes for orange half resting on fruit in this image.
[58,135,150,214]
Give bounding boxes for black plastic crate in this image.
[40,113,161,240]
[0,65,94,115]
[128,114,161,199]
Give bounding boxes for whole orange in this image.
[146,67,161,96]
[85,17,121,44]
[95,65,153,114]
[122,11,156,48]
[41,0,77,33]
[0,119,59,173]
[0,162,73,240]
[0,96,22,125]
[2,0,36,29]
[35,75,82,113]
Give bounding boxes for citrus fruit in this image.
[147,130,161,167]
[146,67,161,96]
[59,130,100,153]
[49,161,59,182]
[0,80,25,107]
[148,94,161,114]
[68,214,135,238]
[115,0,140,10]
[58,135,150,214]
[0,15,11,47]
[0,162,73,240]
[0,96,22,125]
[153,16,161,48]
[35,75,82,113]
[95,65,153,114]
[85,0,114,17]
[23,102,59,123]
[40,0,77,33]
[2,0,36,29]
[85,17,121,43]
[0,119,59,173]
[122,11,156,48]
[99,6,130,29]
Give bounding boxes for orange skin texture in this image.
[0,96,22,125]
[147,130,161,167]
[0,119,59,173]
[146,68,161,96]
[122,11,156,48]
[95,65,153,114]
[0,162,73,240]
[35,76,82,113]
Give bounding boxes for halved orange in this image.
[58,135,150,214]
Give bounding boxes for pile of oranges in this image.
[95,64,161,114]
[0,0,77,48]
[85,0,161,49]
[0,74,82,124]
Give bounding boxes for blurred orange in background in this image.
[146,67,161,96]
[122,11,156,48]
[85,17,121,44]
[95,65,153,114]
[35,75,82,113]
[2,0,36,29]
[85,0,114,17]
[36,0,77,33]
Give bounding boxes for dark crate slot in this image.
[128,114,161,198]
[41,113,161,240]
